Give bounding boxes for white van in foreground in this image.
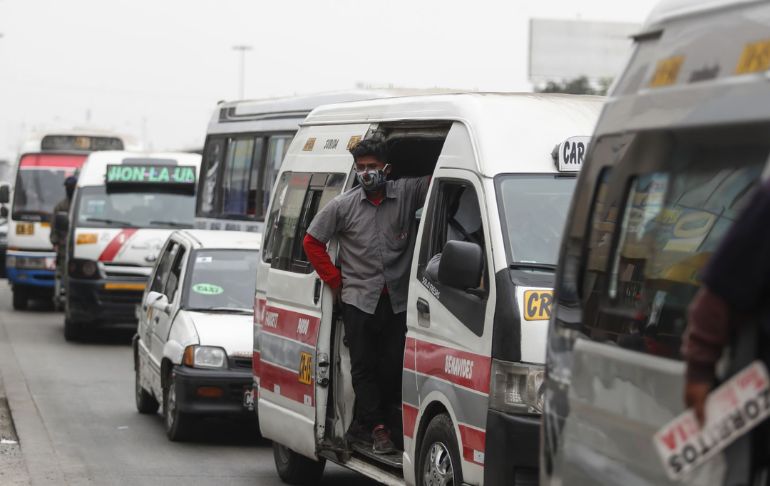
[61,152,201,340]
[254,93,601,485]
[541,1,770,485]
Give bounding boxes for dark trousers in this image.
[343,294,406,431]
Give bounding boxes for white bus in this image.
[0,131,140,310]
[195,90,444,234]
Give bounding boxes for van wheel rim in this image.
[423,442,453,486]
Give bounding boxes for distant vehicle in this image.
[133,229,260,441]
[1,131,139,310]
[61,151,201,341]
[254,93,601,485]
[196,90,448,234]
[541,1,770,485]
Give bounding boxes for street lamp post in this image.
[232,45,252,100]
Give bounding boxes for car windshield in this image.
[184,249,258,311]
[75,186,195,229]
[496,175,577,267]
[13,169,71,219]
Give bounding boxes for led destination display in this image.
[106,164,196,185]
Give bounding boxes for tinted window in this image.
[262,172,290,263]
[165,248,186,303]
[184,250,259,310]
[151,242,179,293]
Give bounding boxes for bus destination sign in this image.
[106,164,196,185]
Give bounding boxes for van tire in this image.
[135,363,159,414]
[63,318,81,342]
[163,370,193,441]
[417,414,464,486]
[12,289,27,311]
[272,442,325,485]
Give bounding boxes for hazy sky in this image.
[0,0,659,159]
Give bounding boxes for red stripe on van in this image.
[260,361,314,407]
[415,340,491,394]
[98,228,138,262]
[403,402,419,438]
[19,154,87,168]
[403,337,416,371]
[261,305,320,346]
[459,424,486,465]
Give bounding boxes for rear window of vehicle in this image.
[184,249,259,311]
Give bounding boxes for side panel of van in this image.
[256,124,370,459]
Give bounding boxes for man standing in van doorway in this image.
[683,178,770,426]
[303,135,430,454]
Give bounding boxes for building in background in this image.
[529,18,640,94]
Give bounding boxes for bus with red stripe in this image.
[253,93,601,485]
[61,151,201,341]
[1,131,139,311]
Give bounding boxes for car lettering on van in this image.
[297,317,310,336]
[444,355,474,380]
[523,290,553,321]
[265,311,279,329]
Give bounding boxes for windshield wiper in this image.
[509,262,557,272]
[85,217,137,227]
[149,220,193,228]
[186,307,252,314]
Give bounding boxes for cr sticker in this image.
[192,283,224,295]
[298,352,313,385]
[523,290,553,321]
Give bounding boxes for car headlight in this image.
[489,359,544,415]
[183,345,227,369]
[68,258,99,279]
[9,255,50,269]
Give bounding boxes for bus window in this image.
[199,138,225,217]
[223,137,261,217]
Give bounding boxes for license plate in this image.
[243,388,255,410]
[16,223,34,235]
[653,361,770,480]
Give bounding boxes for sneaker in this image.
[345,421,370,445]
[372,424,395,454]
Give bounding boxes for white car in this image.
[132,229,260,441]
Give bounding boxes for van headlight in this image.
[489,359,544,415]
[183,345,227,369]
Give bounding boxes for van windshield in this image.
[184,249,258,312]
[75,186,195,229]
[496,175,576,267]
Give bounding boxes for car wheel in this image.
[273,442,325,485]
[163,369,193,441]
[63,318,81,342]
[418,414,463,486]
[134,361,159,414]
[12,289,27,311]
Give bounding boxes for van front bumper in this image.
[483,409,539,486]
[6,250,56,289]
[173,366,255,418]
[67,277,147,325]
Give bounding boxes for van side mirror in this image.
[147,291,171,315]
[54,211,69,233]
[438,240,483,292]
[0,184,9,204]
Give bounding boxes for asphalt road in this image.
[0,283,378,485]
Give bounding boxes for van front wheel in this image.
[273,442,325,485]
[418,414,464,486]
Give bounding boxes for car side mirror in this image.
[0,184,9,204]
[147,291,171,315]
[438,240,483,292]
[54,211,69,232]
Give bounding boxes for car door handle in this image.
[313,278,322,305]
[417,298,430,315]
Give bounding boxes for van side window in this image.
[151,242,179,294]
[587,150,764,359]
[257,136,293,218]
[418,180,487,336]
[270,172,345,273]
[164,248,186,304]
[262,172,291,263]
[198,137,225,216]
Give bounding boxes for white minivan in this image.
[253,93,601,485]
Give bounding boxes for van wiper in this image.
[85,217,137,227]
[149,220,193,228]
[509,262,557,272]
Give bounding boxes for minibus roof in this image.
[595,0,770,137]
[206,89,460,135]
[77,151,202,187]
[302,92,603,177]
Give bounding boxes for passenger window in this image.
[151,242,179,294]
[418,180,488,336]
[198,138,225,216]
[262,172,291,263]
[270,172,346,273]
[585,149,764,359]
[258,135,292,218]
[164,248,186,304]
[222,137,259,217]
[247,138,266,218]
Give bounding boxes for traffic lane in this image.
[0,284,377,485]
